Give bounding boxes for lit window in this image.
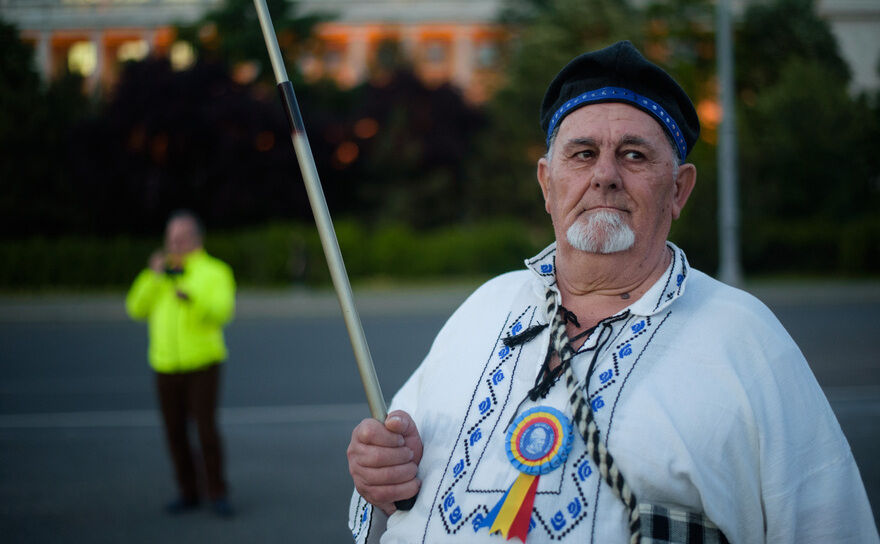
[324,49,343,70]
[118,40,149,63]
[477,42,498,68]
[170,41,196,71]
[232,61,259,84]
[68,41,97,76]
[425,41,447,64]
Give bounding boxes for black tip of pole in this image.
[394,495,418,511]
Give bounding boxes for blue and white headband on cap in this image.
[540,41,700,159]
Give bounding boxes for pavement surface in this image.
[0,281,878,542]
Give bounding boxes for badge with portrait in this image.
[478,406,574,541]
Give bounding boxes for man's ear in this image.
[537,157,551,214]
[671,163,696,220]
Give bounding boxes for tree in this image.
[0,18,91,237]
[736,0,849,97]
[66,57,316,235]
[51,0,344,236]
[338,70,486,228]
[736,0,879,274]
[175,0,325,81]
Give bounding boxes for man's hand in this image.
[149,250,165,274]
[347,410,423,516]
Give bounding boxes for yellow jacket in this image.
[126,249,235,373]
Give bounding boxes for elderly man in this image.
[127,210,236,518]
[346,42,877,543]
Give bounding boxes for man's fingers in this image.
[384,410,415,436]
[353,461,419,486]
[386,410,424,466]
[349,444,414,468]
[356,477,422,507]
[347,412,423,513]
[352,418,405,448]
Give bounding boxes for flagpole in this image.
[251,0,388,422]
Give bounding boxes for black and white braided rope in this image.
[544,289,641,544]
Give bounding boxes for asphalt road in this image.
[0,283,878,542]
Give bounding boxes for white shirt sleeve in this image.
[755,342,878,542]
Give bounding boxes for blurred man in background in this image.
[126,210,236,518]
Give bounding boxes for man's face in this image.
[537,103,695,257]
[165,218,202,258]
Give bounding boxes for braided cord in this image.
[544,289,641,543]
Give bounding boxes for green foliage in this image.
[0,18,91,237]
[0,235,155,289]
[736,0,850,95]
[743,216,880,275]
[642,0,716,99]
[3,0,879,280]
[640,0,717,273]
[0,19,40,116]
[668,138,719,273]
[736,0,879,275]
[740,60,877,222]
[0,221,554,290]
[346,72,486,228]
[3,211,875,290]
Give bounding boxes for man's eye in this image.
[573,150,594,160]
[623,150,645,160]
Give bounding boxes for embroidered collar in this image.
[524,241,690,318]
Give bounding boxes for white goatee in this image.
[566,209,635,254]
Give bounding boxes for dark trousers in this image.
[156,364,227,501]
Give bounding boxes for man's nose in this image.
[591,154,621,191]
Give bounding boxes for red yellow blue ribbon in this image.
[478,406,573,542]
[486,472,539,540]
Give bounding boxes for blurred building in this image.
[0,0,506,102]
[819,0,880,93]
[0,0,877,99]
[297,0,506,102]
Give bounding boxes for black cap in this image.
[540,41,700,159]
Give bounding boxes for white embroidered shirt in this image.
[348,243,878,544]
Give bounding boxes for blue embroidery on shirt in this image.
[591,396,605,411]
[619,343,633,357]
[567,497,582,517]
[512,321,523,335]
[599,369,614,383]
[551,511,567,531]
[469,428,483,446]
[540,264,553,274]
[498,345,510,359]
[492,370,504,385]
[450,506,462,524]
[631,320,646,333]
[444,493,455,511]
[479,397,491,414]
[577,461,592,481]
[453,459,465,476]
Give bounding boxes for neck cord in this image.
[504,288,640,543]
